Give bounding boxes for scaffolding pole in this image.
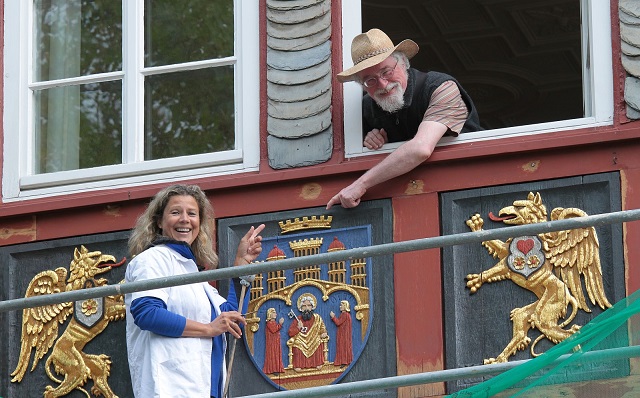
[1,208,640,314]
[243,346,640,398]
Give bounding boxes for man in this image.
[330,300,353,367]
[263,307,285,375]
[287,294,328,371]
[326,29,482,209]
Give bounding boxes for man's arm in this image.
[326,120,448,209]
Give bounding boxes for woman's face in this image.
[158,195,201,245]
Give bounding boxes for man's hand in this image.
[326,182,366,209]
[363,128,388,150]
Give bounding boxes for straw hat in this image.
[337,28,419,83]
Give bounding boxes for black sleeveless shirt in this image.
[362,68,483,142]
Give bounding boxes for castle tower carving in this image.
[350,258,367,287]
[327,237,347,284]
[289,238,323,282]
[264,245,287,295]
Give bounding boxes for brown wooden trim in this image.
[1,125,639,218]
[622,168,640,294]
[393,193,446,397]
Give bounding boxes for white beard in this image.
[373,82,405,113]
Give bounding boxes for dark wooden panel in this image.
[217,199,396,397]
[440,172,625,393]
[1,231,131,398]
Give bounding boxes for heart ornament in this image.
[508,236,545,278]
[516,238,535,255]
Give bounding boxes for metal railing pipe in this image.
[243,345,640,397]
[1,208,639,313]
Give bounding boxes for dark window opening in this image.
[362,0,583,130]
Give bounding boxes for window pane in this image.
[34,81,123,173]
[362,0,583,130]
[144,67,235,160]
[144,0,234,67]
[33,0,122,81]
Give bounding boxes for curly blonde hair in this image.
[128,184,219,268]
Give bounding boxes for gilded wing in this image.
[542,207,612,312]
[10,267,73,382]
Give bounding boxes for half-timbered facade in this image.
[1,1,639,397]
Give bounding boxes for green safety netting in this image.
[448,288,640,397]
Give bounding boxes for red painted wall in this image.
[393,193,446,396]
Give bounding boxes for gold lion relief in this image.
[10,245,126,398]
[466,192,612,364]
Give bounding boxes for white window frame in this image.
[342,0,614,157]
[3,0,260,201]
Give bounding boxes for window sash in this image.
[342,0,614,157]
[3,0,259,200]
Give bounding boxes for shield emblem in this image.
[73,279,105,328]
[507,236,545,278]
[243,224,373,390]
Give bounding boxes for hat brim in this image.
[337,39,419,83]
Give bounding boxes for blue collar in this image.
[150,237,196,262]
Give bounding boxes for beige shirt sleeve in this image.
[423,80,469,136]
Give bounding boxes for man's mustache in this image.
[375,82,399,96]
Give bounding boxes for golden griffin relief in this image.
[10,245,126,398]
[466,192,612,364]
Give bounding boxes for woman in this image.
[125,184,265,398]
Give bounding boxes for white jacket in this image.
[125,245,227,398]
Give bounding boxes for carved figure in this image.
[263,307,285,374]
[466,192,612,364]
[330,300,353,367]
[287,294,329,371]
[11,245,126,398]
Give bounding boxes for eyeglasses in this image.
[362,60,399,88]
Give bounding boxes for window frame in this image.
[342,0,614,157]
[2,0,260,201]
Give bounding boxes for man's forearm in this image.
[326,122,446,209]
[356,120,447,189]
[354,141,429,190]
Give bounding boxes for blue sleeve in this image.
[219,280,238,312]
[130,297,186,337]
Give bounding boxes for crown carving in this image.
[279,216,332,234]
[289,238,323,251]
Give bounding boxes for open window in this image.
[343,0,613,157]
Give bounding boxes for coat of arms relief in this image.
[466,192,612,364]
[243,216,373,391]
[10,245,126,398]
